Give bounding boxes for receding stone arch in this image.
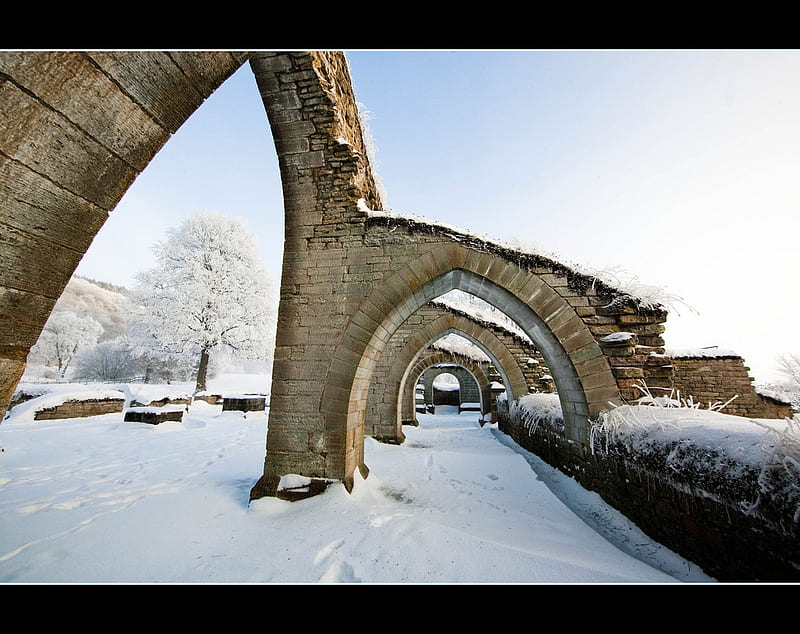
[365,306,532,443]
[394,322,526,426]
[307,239,622,494]
[406,352,493,422]
[421,364,483,410]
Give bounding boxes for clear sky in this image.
[75,49,800,383]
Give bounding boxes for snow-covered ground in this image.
[0,374,718,584]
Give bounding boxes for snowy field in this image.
[0,375,719,585]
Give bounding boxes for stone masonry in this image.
[365,301,535,443]
[0,51,248,421]
[667,352,793,419]
[2,50,793,580]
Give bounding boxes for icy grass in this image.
[503,393,565,436]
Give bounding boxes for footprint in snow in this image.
[319,559,360,583]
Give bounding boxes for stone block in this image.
[222,395,266,413]
[124,407,184,425]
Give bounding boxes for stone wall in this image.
[497,398,800,581]
[34,397,124,420]
[666,352,794,419]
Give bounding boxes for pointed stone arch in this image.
[301,239,621,493]
[365,307,531,443]
[404,351,494,423]
[0,51,251,418]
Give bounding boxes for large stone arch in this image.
[340,260,612,428]
[0,51,254,418]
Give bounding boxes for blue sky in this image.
[76,50,800,383]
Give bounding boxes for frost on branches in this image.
[130,212,276,393]
[28,309,103,378]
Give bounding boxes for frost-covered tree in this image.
[72,338,142,382]
[29,309,103,378]
[777,354,800,387]
[130,212,276,393]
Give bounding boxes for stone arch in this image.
[396,324,525,427]
[408,352,493,421]
[312,240,621,492]
[365,307,531,443]
[0,51,253,417]
[422,366,477,408]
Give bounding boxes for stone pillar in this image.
[248,52,383,498]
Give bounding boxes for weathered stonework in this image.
[1,49,792,578]
[0,50,248,421]
[667,353,794,419]
[498,399,799,581]
[364,301,539,443]
[222,396,267,413]
[34,397,124,420]
[124,407,184,425]
[419,364,483,408]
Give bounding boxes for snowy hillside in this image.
[54,276,131,341]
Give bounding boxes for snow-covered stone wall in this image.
[497,396,799,581]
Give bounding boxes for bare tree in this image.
[778,354,800,387]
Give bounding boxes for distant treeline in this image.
[75,275,129,296]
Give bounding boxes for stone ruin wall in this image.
[33,397,125,420]
[497,398,799,581]
[666,353,794,419]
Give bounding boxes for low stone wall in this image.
[124,407,184,425]
[222,395,266,413]
[34,398,124,420]
[130,396,191,408]
[194,394,223,405]
[497,398,800,582]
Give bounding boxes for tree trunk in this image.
[195,347,211,394]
